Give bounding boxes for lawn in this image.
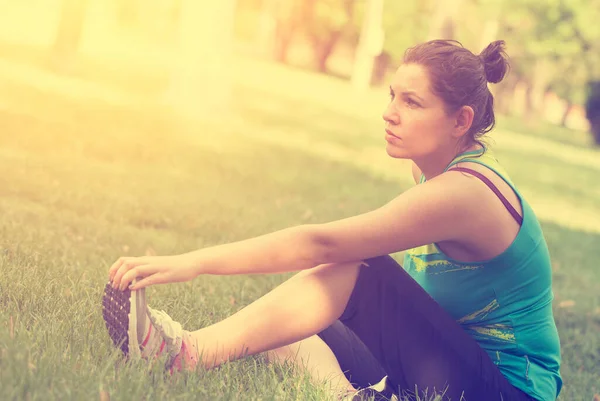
[0,46,598,401]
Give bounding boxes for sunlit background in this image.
[1,1,599,400]
[1,0,597,125]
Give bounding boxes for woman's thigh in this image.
[318,255,534,401]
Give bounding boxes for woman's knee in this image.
[264,345,291,364]
[309,261,364,316]
[264,335,331,367]
[264,338,312,366]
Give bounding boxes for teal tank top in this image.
[403,147,562,401]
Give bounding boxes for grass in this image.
[0,44,599,401]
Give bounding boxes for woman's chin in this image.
[385,144,408,159]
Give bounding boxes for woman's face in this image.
[382,63,459,160]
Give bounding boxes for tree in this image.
[585,81,600,145]
[351,0,384,90]
[166,0,238,118]
[381,0,430,61]
[259,0,361,72]
[270,0,304,63]
[52,0,89,73]
[303,0,360,72]
[115,0,139,28]
[474,0,600,123]
[426,0,465,40]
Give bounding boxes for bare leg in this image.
[265,335,357,398]
[187,261,363,371]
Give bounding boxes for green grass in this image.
[0,48,599,401]
[496,115,595,149]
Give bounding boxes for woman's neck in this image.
[416,142,482,181]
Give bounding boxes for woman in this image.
[103,40,562,401]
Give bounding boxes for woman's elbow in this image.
[301,224,339,266]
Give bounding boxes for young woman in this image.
[103,40,562,401]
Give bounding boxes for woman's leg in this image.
[318,255,534,401]
[186,261,363,370]
[265,334,357,398]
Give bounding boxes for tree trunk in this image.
[166,0,237,118]
[273,23,295,64]
[529,59,552,118]
[524,82,535,122]
[258,0,278,56]
[307,0,352,73]
[495,77,519,115]
[117,0,139,28]
[427,0,464,40]
[590,118,600,146]
[371,52,391,86]
[52,0,89,73]
[560,101,573,127]
[351,0,384,91]
[312,31,342,73]
[271,0,302,63]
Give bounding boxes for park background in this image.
[0,0,599,400]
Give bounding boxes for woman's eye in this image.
[405,98,419,107]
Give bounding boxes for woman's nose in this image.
[382,103,399,125]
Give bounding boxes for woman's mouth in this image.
[385,129,400,141]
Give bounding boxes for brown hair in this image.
[403,40,509,144]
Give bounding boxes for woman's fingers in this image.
[129,273,166,291]
[108,257,128,281]
[112,258,147,289]
[119,264,157,291]
[108,255,178,291]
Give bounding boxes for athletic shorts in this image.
[317,255,536,401]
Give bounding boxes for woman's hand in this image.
[108,253,199,291]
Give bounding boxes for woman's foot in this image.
[101,280,199,371]
[341,376,398,401]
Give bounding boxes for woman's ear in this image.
[453,105,474,138]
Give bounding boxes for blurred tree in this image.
[270,0,303,63]
[495,0,600,123]
[52,0,89,73]
[262,0,360,71]
[543,0,600,127]
[351,0,383,90]
[112,0,182,43]
[381,0,430,62]
[426,0,465,40]
[116,0,139,28]
[585,81,600,145]
[166,0,237,117]
[360,0,431,87]
[253,0,278,54]
[254,0,361,71]
[547,56,588,127]
[302,0,360,72]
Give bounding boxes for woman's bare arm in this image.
[193,172,483,275]
[111,171,489,291]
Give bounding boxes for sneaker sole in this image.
[102,281,142,360]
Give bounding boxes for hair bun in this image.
[479,40,509,84]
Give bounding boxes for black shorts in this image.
[317,255,536,401]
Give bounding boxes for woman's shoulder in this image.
[448,158,523,216]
